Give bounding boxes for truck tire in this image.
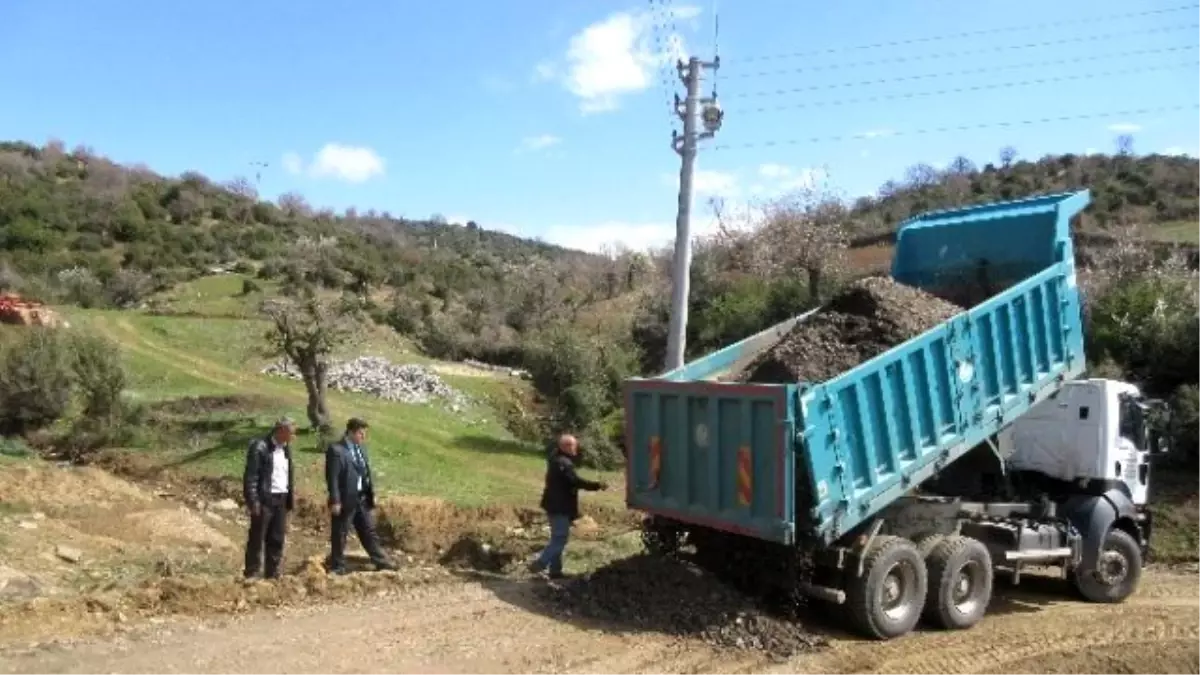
[922,535,993,630]
[846,536,928,640]
[915,533,944,559]
[1073,528,1142,603]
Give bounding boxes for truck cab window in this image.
[1118,394,1148,450]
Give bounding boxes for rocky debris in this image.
[210,498,239,512]
[17,521,38,530]
[462,359,531,380]
[261,356,470,410]
[0,565,43,603]
[737,276,963,384]
[536,555,827,662]
[55,545,83,564]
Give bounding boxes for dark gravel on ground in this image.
[737,276,963,384]
[535,554,827,662]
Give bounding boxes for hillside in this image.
[849,150,1200,238]
[4,143,674,392]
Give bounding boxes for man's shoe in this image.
[375,560,398,572]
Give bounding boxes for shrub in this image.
[105,268,153,307]
[70,333,127,423]
[241,277,262,295]
[0,328,74,435]
[56,266,105,308]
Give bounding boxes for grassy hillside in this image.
[2,277,623,508]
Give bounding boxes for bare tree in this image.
[1116,134,1135,156]
[948,155,977,175]
[999,146,1018,169]
[277,191,311,218]
[261,291,363,429]
[714,185,851,301]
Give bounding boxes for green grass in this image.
[51,299,622,509]
[1152,220,1199,244]
[148,273,280,319]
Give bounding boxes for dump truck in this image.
[622,190,1171,640]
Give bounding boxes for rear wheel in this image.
[922,535,993,630]
[1073,528,1142,603]
[846,536,928,640]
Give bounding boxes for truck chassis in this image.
[642,492,1151,640]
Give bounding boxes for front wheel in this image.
[1073,528,1142,603]
[846,536,928,640]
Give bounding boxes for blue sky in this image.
[2,0,1197,252]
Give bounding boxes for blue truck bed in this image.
[623,190,1091,547]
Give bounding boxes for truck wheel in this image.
[922,535,993,630]
[915,533,944,559]
[1073,528,1142,603]
[846,536,928,640]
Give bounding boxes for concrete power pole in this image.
[664,56,722,372]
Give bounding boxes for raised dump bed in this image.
[623,190,1091,546]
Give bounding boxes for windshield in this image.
[1118,393,1149,451]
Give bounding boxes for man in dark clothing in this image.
[242,417,297,579]
[528,434,607,579]
[325,417,396,574]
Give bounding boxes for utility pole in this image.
[665,56,722,372]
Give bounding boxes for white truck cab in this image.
[998,378,1164,506]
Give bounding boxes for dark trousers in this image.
[245,493,288,578]
[328,501,389,570]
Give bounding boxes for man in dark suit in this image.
[325,417,396,574]
[242,416,296,579]
[528,434,607,579]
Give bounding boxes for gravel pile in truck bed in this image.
[737,276,963,384]
[535,555,827,662]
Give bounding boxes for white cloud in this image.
[754,163,826,191]
[555,162,829,252]
[542,220,677,253]
[757,163,791,179]
[1107,122,1142,133]
[661,168,740,197]
[859,129,895,139]
[537,6,698,114]
[1084,147,1099,155]
[1162,146,1191,156]
[282,144,386,183]
[517,134,563,153]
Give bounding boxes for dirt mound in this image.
[0,465,153,512]
[147,395,279,417]
[437,534,535,573]
[123,509,235,551]
[738,276,963,384]
[536,554,827,662]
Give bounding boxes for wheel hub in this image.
[952,560,984,615]
[880,562,916,622]
[1096,550,1129,586]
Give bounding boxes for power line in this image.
[724,30,1200,79]
[728,61,1199,115]
[648,0,677,125]
[726,40,1200,98]
[709,104,1200,150]
[730,3,1200,63]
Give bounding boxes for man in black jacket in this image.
[242,417,296,579]
[325,417,396,574]
[528,434,607,579]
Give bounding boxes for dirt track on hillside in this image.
[2,567,1195,674]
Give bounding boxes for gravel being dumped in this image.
[738,276,963,384]
[536,555,827,662]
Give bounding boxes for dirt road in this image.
[2,568,1196,674]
